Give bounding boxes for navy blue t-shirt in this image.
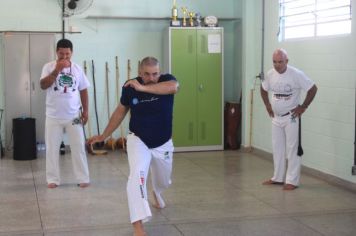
[120,74,176,148]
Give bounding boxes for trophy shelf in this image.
[86,15,240,22]
[0,30,81,34]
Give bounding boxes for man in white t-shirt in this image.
[40,39,90,189]
[260,48,317,190]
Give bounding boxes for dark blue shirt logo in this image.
[132,98,139,105]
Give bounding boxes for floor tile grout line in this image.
[183,155,240,190]
[180,154,290,219]
[30,160,45,235]
[250,149,356,194]
[291,216,327,236]
[172,224,185,236]
[184,154,356,227]
[2,151,355,235]
[156,210,355,227]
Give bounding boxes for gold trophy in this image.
[171,0,180,26]
[189,12,195,27]
[181,6,187,27]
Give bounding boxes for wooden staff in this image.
[85,61,107,155]
[0,109,4,158]
[122,59,132,150]
[91,60,103,144]
[88,143,108,155]
[104,62,116,151]
[80,107,107,155]
[115,57,120,105]
[127,59,131,81]
[83,60,92,138]
[84,60,87,75]
[248,89,254,152]
[82,60,94,154]
[115,56,127,151]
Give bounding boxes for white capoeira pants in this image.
[126,133,174,224]
[271,114,301,186]
[45,116,90,185]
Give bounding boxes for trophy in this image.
[195,12,202,27]
[181,6,187,27]
[171,0,180,26]
[189,12,195,27]
[204,15,218,27]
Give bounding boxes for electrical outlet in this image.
[352,166,356,175]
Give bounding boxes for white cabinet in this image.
[3,33,55,148]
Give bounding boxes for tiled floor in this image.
[1,150,356,236]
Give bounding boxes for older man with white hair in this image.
[260,48,317,190]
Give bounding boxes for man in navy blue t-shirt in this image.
[88,57,178,236]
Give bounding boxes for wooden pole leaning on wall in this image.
[247,88,254,152]
[115,56,127,151]
[247,77,260,152]
[119,59,132,152]
[82,60,94,155]
[115,57,120,105]
[127,59,131,81]
[104,62,116,151]
[88,60,107,155]
[83,60,92,138]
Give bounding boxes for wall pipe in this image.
[62,0,65,39]
[353,86,356,175]
[248,0,266,150]
[257,0,265,81]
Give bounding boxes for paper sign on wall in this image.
[208,34,221,53]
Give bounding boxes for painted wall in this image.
[1,0,354,184]
[0,36,3,151]
[0,0,242,142]
[242,0,356,183]
[240,0,263,151]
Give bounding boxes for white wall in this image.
[0,36,4,148]
[0,0,242,141]
[87,0,237,18]
[240,0,263,149]
[242,0,356,183]
[1,0,354,184]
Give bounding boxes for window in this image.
[279,0,352,40]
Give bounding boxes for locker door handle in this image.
[188,122,194,140]
[32,81,35,91]
[200,122,206,140]
[188,35,193,54]
[200,35,207,53]
[198,84,203,91]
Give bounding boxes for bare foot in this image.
[47,183,58,188]
[133,232,147,236]
[133,220,147,236]
[152,191,166,209]
[283,184,298,190]
[78,183,90,188]
[262,179,284,185]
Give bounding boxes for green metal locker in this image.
[167,27,223,151]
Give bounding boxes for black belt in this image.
[279,112,291,117]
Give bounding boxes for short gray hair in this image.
[140,57,159,68]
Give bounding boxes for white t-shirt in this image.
[262,65,314,115]
[40,61,90,119]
